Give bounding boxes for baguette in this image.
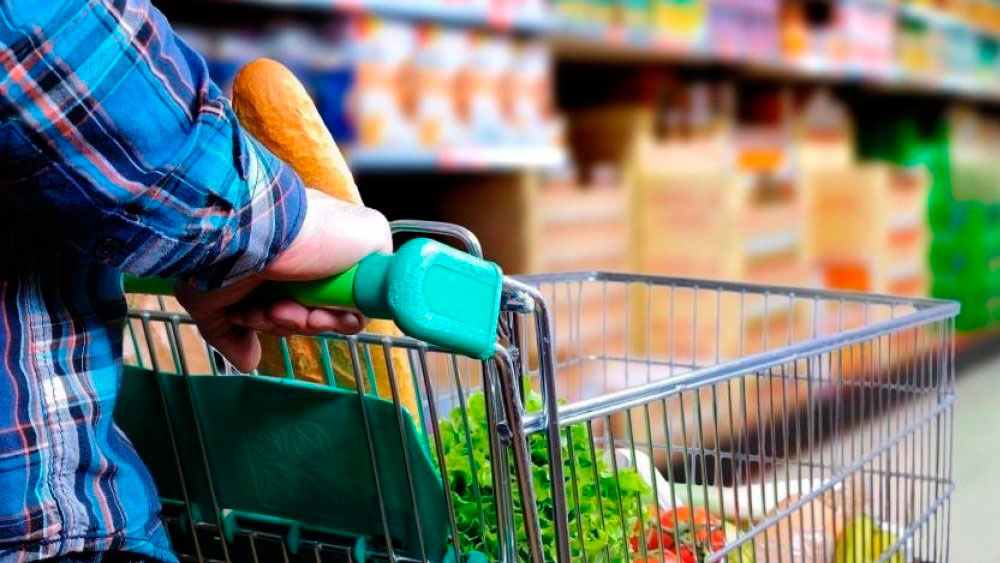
[230,59,419,417]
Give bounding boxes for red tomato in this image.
[645,525,674,550]
[659,506,714,530]
[647,507,727,558]
[658,506,692,530]
[645,531,695,563]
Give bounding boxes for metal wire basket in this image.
[120,222,958,563]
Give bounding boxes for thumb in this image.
[263,189,392,282]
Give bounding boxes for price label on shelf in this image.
[487,0,513,31]
[441,147,488,170]
[604,24,625,45]
[335,0,364,13]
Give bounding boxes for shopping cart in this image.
[120,221,959,563]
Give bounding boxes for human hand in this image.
[175,188,392,372]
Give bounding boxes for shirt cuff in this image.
[181,136,307,290]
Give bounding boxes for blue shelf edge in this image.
[218,0,552,33]
[349,146,568,172]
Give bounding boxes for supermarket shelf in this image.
[896,2,1000,39]
[552,22,714,64]
[200,0,551,33]
[348,145,568,172]
[553,24,1000,104]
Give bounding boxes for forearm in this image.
[0,0,305,288]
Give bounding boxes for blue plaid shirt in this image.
[0,0,306,560]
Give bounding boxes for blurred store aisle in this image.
[951,353,1000,562]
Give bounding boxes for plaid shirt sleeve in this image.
[0,1,308,561]
[0,0,307,290]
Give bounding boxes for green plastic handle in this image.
[258,266,360,309]
[122,267,359,308]
[123,276,176,296]
[123,238,503,360]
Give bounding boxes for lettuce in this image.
[437,390,649,562]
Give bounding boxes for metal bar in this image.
[873,483,955,563]
[124,267,960,563]
[347,338,397,562]
[482,354,517,563]
[585,419,611,561]
[711,395,956,560]
[494,345,546,563]
[140,317,206,562]
[501,279,570,563]
[380,339,429,561]
[169,317,232,562]
[390,220,483,258]
[606,413,631,562]
[447,354,486,553]
[416,348,464,561]
[521,302,957,433]
[516,271,955,310]
[624,405,649,563]
[564,425,587,563]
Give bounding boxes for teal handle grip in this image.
[122,238,503,359]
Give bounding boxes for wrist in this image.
[263,188,392,282]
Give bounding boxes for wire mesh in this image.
[123,272,957,563]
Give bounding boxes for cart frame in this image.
[122,221,959,563]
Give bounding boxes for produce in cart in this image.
[438,390,650,562]
[835,515,905,563]
[617,450,755,562]
[120,233,958,563]
[635,506,755,563]
[675,478,827,526]
[752,474,866,562]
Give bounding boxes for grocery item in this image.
[303,25,357,144]
[508,39,558,145]
[835,515,904,563]
[633,553,682,563]
[230,59,419,416]
[615,448,685,511]
[677,477,826,526]
[350,16,419,148]
[639,506,754,563]
[437,390,649,562]
[413,24,470,147]
[803,160,929,297]
[650,0,708,47]
[752,494,835,561]
[461,32,516,144]
[752,474,865,562]
[612,434,830,531]
[537,168,629,273]
[838,1,895,78]
[621,0,651,29]
[708,0,779,62]
[176,19,563,155]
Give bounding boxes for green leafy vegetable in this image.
[437,390,649,562]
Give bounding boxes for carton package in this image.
[508,39,558,145]
[460,32,516,144]
[350,16,419,148]
[414,24,470,148]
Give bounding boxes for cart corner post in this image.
[498,278,572,563]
